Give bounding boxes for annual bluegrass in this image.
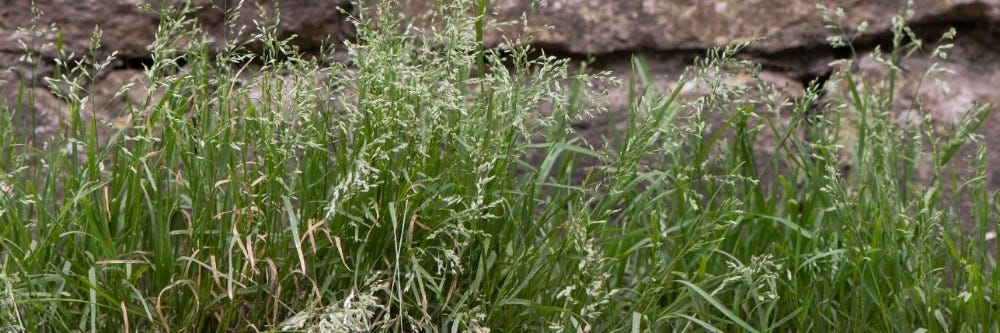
[0,0,996,331]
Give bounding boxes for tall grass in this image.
[0,0,996,331]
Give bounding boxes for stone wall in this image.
[2,0,998,194]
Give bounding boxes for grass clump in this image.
[0,0,997,331]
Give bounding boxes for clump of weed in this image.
[0,0,995,332]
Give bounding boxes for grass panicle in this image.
[0,0,996,332]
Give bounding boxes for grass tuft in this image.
[0,0,996,331]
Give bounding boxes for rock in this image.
[2,86,65,144]
[0,0,354,143]
[0,0,159,58]
[193,0,355,54]
[824,27,1000,195]
[398,0,1000,54]
[0,0,355,59]
[86,69,150,142]
[0,0,997,198]
[1,49,59,143]
[2,1,996,58]
[573,53,803,145]
[558,52,806,183]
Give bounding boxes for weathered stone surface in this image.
[0,0,353,146]
[398,0,1000,54]
[0,0,354,58]
[86,69,149,142]
[2,1,997,58]
[571,53,803,145]
[0,1,158,58]
[0,51,59,143]
[3,86,65,144]
[0,0,997,197]
[193,0,355,54]
[826,27,1000,190]
[544,51,807,184]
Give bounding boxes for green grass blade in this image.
[676,280,760,333]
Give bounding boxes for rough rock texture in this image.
[484,0,1000,53]
[403,0,1000,54]
[826,27,1000,190]
[559,53,807,182]
[0,0,353,146]
[192,0,355,54]
[0,0,998,195]
[0,0,354,59]
[0,0,159,58]
[6,1,996,58]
